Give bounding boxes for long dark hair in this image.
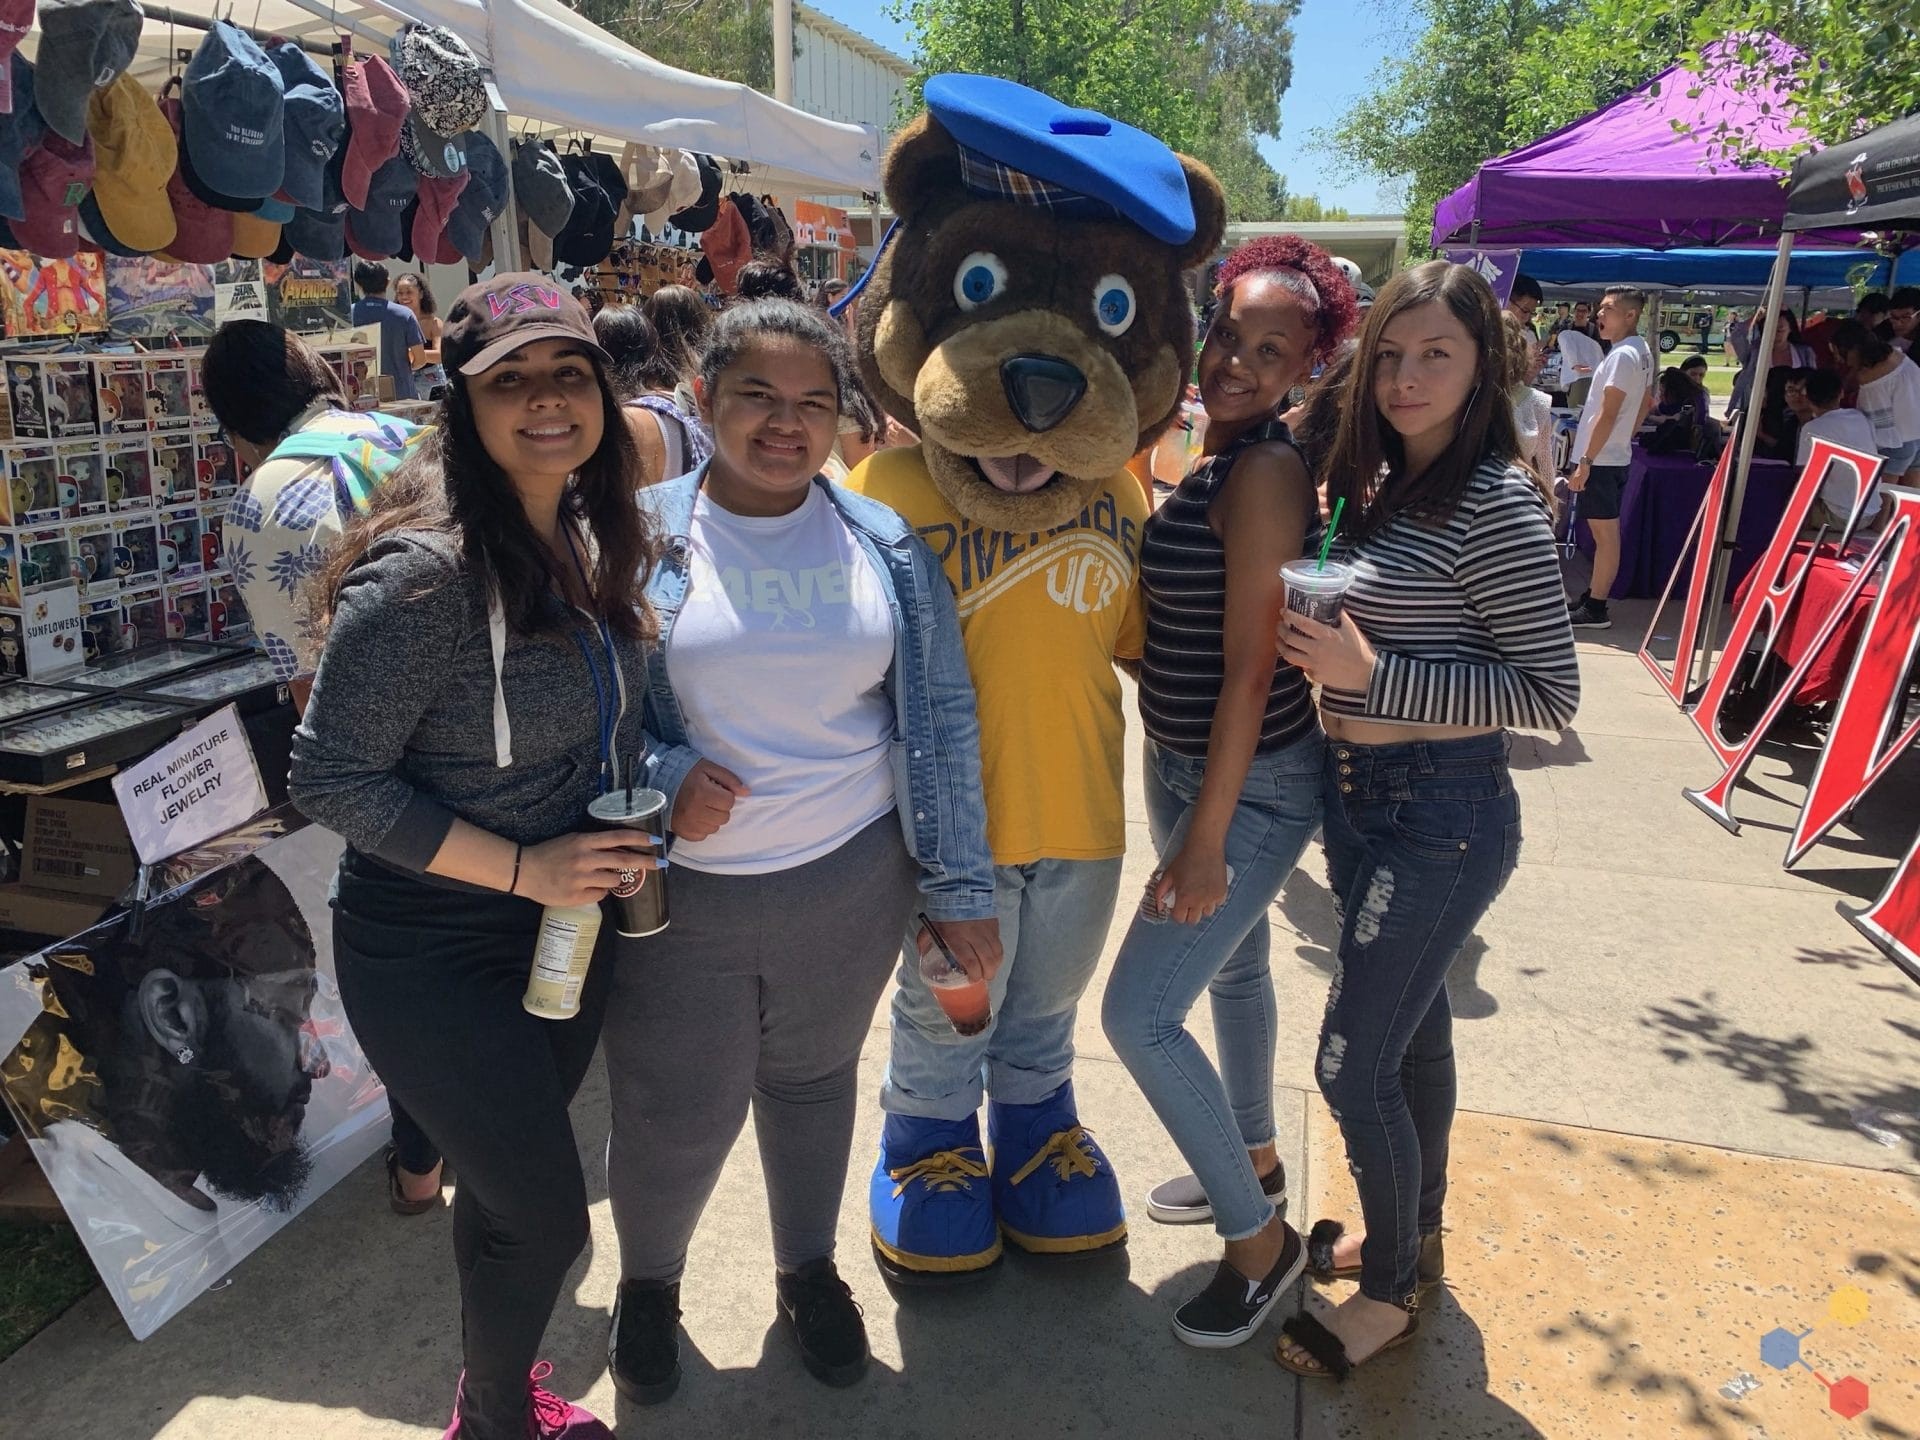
[1324,260,1521,537]
[395,271,438,317]
[593,304,661,403]
[643,284,712,392]
[317,353,659,642]
[700,298,867,422]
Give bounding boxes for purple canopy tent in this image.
[1432,39,1810,251]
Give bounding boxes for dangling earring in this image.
[175,1046,195,1066]
[1458,382,1482,436]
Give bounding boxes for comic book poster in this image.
[0,250,109,338]
[0,817,388,1341]
[105,257,216,342]
[266,257,352,335]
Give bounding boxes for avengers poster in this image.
[0,250,108,338]
[0,817,388,1341]
[266,257,352,334]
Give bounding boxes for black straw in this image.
[625,755,636,811]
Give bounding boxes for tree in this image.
[889,0,1303,220]
[1278,193,1351,221]
[567,0,779,91]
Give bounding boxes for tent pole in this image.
[773,0,794,104]
[482,99,523,274]
[1691,231,1794,689]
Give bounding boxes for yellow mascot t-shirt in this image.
[848,445,1146,866]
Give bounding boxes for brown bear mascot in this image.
[848,74,1225,1281]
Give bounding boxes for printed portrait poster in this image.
[105,257,216,342]
[0,250,108,338]
[266,257,352,334]
[0,816,388,1341]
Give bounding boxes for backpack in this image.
[265,414,431,515]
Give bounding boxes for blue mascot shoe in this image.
[988,1081,1127,1258]
[870,1113,1002,1285]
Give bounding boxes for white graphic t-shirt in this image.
[666,484,897,874]
[1573,334,1653,467]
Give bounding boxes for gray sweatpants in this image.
[604,813,918,1280]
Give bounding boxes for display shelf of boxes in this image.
[0,343,379,685]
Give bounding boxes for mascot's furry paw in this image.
[870,1113,1002,1285]
[989,1081,1127,1258]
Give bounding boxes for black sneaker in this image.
[1568,598,1613,630]
[1566,589,1590,615]
[1170,1222,1307,1349]
[1146,1160,1287,1225]
[609,1278,682,1405]
[775,1258,870,1387]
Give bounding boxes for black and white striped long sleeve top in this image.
[1322,458,1580,731]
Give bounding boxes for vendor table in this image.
[1731,542,1881,706]
[1575,448,1797,600]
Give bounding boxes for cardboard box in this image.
[4,358,53,439]
[166,577,208,639]
[0,883,110,939]
[7,444,67,525]
[195,435,237,499]
[151,437,196,507]
[144,355,192,432]
[93,357,148,434]
[106,437,156,512]
[120,584,166,650]
[111,516,160,588]
[69,518,115,600]
[45,359,100,439]
[22,797,134,897]
[58,439,108,515]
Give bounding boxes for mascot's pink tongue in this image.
[976,454,1059,493]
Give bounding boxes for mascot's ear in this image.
[883,112,963,226]
[1175,156,1228,270]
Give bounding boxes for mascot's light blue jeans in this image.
[881,857,1124,1120]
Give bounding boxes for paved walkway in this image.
[3,600,1918,1439]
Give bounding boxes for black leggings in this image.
[332,854,612,1440]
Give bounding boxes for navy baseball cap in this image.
[34,0,143,145]
[446,130,508,264]
[182,20,287,203]
[287,206,345,260]
[268,41,346,211]
[344,152,416,258]
[923,73,1195,245]
[0,54,44,222]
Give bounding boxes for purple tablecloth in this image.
[1575,449,1797,600]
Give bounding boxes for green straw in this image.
[1315,497,1345,572]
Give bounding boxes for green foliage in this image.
[1279,193,1352,221]
[889,0,1304,220]
[567,0,780,91]
[0,1222,95,1362]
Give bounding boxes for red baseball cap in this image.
[411,167,467,265]
[340,55,407,210]
[155,87,233,263]
[13,131,95,257]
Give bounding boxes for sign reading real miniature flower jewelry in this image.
[111,702,267,864]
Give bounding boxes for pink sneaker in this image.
[526,1362,614,1439]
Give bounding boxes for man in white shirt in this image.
[1566,286,1654,629]
[1797,369,1884,532]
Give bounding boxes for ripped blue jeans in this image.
[1315,732,1520,1305]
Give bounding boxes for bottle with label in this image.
[523,902,603,1019]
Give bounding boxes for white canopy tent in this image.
[22,0,882,197]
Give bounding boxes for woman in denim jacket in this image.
[602,300,1000,1403]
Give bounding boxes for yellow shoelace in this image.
[890,1148,990,1197]
[1008,1126,1101,1186]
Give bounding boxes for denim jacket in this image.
[636,468,997,922]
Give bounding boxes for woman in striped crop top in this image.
[1274,261,1579,1381]
[1102,236,1360,1349]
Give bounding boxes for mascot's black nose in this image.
[1001,354,1086,433]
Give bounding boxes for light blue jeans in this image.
[881,856,1124,1120]
[1103,732,1325,1240]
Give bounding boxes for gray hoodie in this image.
[288,529,649,878]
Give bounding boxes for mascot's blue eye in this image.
[1093,274,1137,336]
[953,252,1008,311]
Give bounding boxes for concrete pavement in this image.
[3,599,1918,1438]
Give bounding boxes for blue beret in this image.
[924,74,1195,246]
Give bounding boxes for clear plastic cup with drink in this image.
[918,912,990,1036]
[1280,558,1355,626]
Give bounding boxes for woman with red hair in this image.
[1102,236,1359,1349]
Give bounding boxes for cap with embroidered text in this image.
[441,271,609,377]
[182,20,287,203]
[267,40,345,211]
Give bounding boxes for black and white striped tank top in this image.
[1137,418,1321,758]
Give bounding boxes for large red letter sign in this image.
[1639,442,1736,704]
[1847,830,1920,983]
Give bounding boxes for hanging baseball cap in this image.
[230,207,282,258]
[512,136,571,237]
[182,20,287,204]
[0,52,44,220]
[0,0,35,114]
[339,53,406,208]
[642,148,699,232]
[410,166,467,264]
[286,204,344,261]
[154,84,233,263]
[33,0,142,145]
[441,271,609,377]
[13,130,94,257]
[390,24,482,179]
[267,40,345,211]
[344,151,416,258]
[446,129,507,265]
[82,71,176,253]
[667,151,721,233]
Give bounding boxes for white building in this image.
[793,2,913,141]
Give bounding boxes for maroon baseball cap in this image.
[340,54,407,209]
[13,131,95,256]
[441,271,609,377]
[155,88,233,264]
[410,166,467,264]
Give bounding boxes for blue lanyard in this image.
[562,526,622,794]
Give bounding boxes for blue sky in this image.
[802,0,1406,215]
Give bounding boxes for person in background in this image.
[1551,300,1598,348]
[1783,369,1815,426]
[817,278,849,311]
[1504,312,1555,493]
[1274,259,1578,1381]
[202,319,444,1217]
[1281,341,1355,490]
[1646,364,1723,454]
[1102,236,1356,1350]
[1680,353,1709,393]
[396,273,446,399]
[290,276,662,1440]
[644,284,713,415]
[1887,286,1920,353]
[1855,292,1893,344]
[733,260,807,304]
[1796,368,1884,533]
[1830,319,1920,485]
[602,299,997,1403]
[351,262,426,403]
[1727,309,1816,420]
[1724,307,1753,369]
[598,301,711,479]
[1506,273,1543,339]
[1565,286,1653,630]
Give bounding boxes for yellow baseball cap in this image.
[86,73,178,254]
[229,208,284,259]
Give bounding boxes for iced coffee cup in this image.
[918,913,990,1036]
[587,788,669,938]
[1280,558,1355,626]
